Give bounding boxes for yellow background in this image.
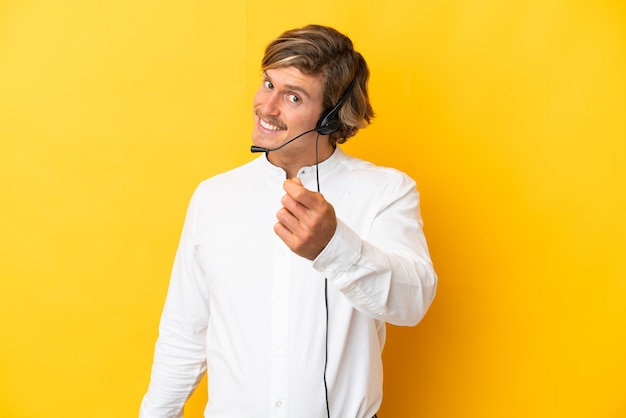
[1,1,625,417]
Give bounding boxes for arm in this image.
[140,191,210,417]
[277,175,436,326]
[313,175,437,326]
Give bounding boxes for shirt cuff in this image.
[312,219,361,279]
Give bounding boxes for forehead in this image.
[265,67,324,101]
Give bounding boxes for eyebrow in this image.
[263,71,313,100]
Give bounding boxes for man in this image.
[140,24,437,418]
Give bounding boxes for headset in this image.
[315,75,357,135]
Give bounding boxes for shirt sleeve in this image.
[312,173,437,326]
[140,190,210,418]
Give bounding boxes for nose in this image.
[260,91,281,116]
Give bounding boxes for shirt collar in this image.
[259,147,345,184]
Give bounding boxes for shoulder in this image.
[195,157,261,193]
[182,158,267,213]
[338,151,417,193]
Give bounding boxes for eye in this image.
[286,94,301,104]
[263,80,274,90]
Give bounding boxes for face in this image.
[252,67,325,157]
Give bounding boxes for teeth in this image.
[260,118,283,131]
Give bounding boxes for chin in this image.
[253,131,288,148]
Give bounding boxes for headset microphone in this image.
[250,127,319,153]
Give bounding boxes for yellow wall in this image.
[1,1,624,417]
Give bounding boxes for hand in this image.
[274,177,337,260]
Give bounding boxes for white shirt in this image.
[140,147,437,418]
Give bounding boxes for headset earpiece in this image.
[315,77,357,135]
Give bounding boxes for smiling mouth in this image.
[258,115,285,132]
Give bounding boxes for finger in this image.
[274,213,309,251]
[275,206,300,234]
[273,221,293,246]
[281,192,308,220]
[283,178,319,209]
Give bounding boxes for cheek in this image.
[252,89,263,109]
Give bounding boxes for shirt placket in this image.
[269,237,290,418]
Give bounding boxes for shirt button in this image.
[275,400,283,407]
